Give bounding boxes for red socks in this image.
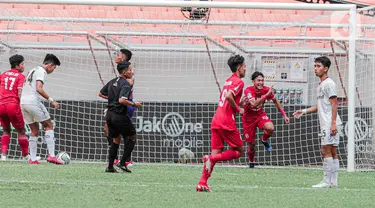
[1,134,10,155]
[18,135,29,157]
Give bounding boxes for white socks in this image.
[323,157,333,183]
[29,136,38,161]
[45,130,55,157]
[331,159,339,186]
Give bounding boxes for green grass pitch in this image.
[0,162,374,208]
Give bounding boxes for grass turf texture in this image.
[0,162,374,208]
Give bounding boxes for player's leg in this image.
[244,121,257,168]
[8,103,28,158]
[312,128,333,188]
[118,118,136,172]
[125,104,135,166]
[0,105,11,161]
[198,129,244,192]
[28,122,40,164]
[106,111,121,172]
[330,128,341,188]
[0,125,11,161]
[197,129,223,192]
[259,116,274,152]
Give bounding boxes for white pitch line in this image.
[0,178,374,192]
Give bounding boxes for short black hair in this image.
[314,56,331,69]
[9,54,24,68]
[251,71,264,81]
[227,55,245,72]
[43,54,61,66]
[117,61,131,74]
[120,49,132,61]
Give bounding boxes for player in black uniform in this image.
[100,61,142,173]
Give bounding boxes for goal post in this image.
[0,0,367,171]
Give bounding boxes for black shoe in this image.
[105,166,118,173]
[249,163,255,168]
[117,163,131,173]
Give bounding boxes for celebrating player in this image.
[293,56,342,188]
[100,61,142,173]
[0,55,28,161]
[241,71,290,168]
[101,49,135,166]
[196,54,246,192]
[21,54,62,165]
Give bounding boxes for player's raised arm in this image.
[272,96,289,123]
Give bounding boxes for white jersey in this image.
[317,77,342,129]
[21,66,47,104]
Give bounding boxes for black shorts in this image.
[105,110,136,139]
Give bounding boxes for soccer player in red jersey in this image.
[196,55,246,192]
[241,71,290,168]
[0,55,28,161]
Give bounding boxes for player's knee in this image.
[15,127,26,135]
[42,120,54,131]
[237,146,244,157]
[113,137,121,144]
[265,127,274,135]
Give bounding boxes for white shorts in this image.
[21,103,50,124]
[320,125,343,146]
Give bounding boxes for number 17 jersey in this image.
[211,73,244,131]
[0,68,25,105]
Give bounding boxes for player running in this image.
[0,55,28,161]
[241,71,289,168]
[196,54,246,192]
[21,54,62,165]
[293,56,342,188]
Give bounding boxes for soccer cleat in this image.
[312,181,331,188]
[202,155,214,175]
[196,184,212,192]
[125,160,133,167]
[1,154,6,161]
[330,184,339,188]
[28,159,40,164]
[262,141,273,152]
[24,155,41,161]
[116,163,131,173]
[46,155,64,165]
[105,167,118,173]
[105,158,119,166]
[249,163,255,168]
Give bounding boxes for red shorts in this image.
[242,113,272,143]
[0,103,25,129]
[211,128,243,150]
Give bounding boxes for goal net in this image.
[0,0,373,171]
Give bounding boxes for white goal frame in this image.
[0,0,357,172]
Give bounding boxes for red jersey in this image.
[211,73,244,131]
[243,86,274,120]
[0,69,25,105]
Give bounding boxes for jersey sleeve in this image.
[100,81,110,96]
[119,84,131,100]
[245,87,255,100]
[34,68,46,84]
[17,74,25,89]
[229,80,244,97]
[325,81,337,98]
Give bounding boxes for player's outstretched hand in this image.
[293,110,304,119]
[51,101,60,109]
[134,101,142,109]
[284,115,290,124]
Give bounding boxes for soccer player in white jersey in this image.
[293,56,342,188]
[21,54,62,165]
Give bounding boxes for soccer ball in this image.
[56,152,71,165]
